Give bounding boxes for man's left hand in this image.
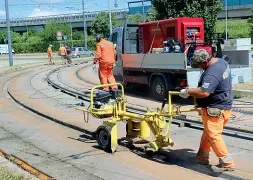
[179,89,189,99]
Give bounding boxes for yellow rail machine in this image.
[76,83,198,154]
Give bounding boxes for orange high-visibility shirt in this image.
[95,39,116,64]
[59,47,66,56]
[47,47,53,56]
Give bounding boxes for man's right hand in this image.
[179,89,189,99]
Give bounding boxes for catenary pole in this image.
[5,0,13,66]
[82,0,87,49]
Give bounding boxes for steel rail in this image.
[46,65,253,140]
[0,144,54,180]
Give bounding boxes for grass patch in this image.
[215,19,250,38]
[0,167,33,180]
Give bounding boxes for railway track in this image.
[4,62,253,179]
[45,63,253,140]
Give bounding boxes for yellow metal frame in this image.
[75,83,199,153]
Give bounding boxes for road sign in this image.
[57,36,62,40]
[56,31,62,37]
[63,35,67,40]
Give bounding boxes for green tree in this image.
[152,0,185,19]
[0,30,26,44]
[72,30,84,40]
[248,9,253,41]
[152,0,222,42]
[146,7,158,22]
[11,32,26,43]
[91,12,117,38]
[127,13,143,24]
[41,21,71,43]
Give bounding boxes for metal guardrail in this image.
[0,8,128,27]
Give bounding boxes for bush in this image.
[12,35,97,53]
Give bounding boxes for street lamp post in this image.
[108,0,112,34]
[5,0,13,66]
[82,0,87,49]
[142,0,145,22]
[66,7,74,47]
[225,0,228,40]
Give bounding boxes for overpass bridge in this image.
[0,9,128,33]
[0,4,252,34]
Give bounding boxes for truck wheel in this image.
[151,76,166,101]
[96,124,111,152]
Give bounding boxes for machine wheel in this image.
[76,55,80,58]
[222,55,229,63]
[96,124,112,152]
[151,76,167,101]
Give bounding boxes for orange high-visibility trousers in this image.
[197,108,235,168]
[98,63,117,91]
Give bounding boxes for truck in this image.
[108,17,252,101]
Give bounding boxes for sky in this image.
[0,0,136,19]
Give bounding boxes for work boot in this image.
[196,155,209,165]
[211,164,235,173]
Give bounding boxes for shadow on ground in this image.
[68,134,225,178]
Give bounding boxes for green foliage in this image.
[152,0,185,19]
[41,21,71,42]
[90,12,117,38]
[152,0,223,42]
[72,30,84,40]
[1,21,97,53]
[127,13,143,24]
[216,19,250,38]
[0,30,26,44]
[146,7,158,22]
[11,32,26,43]
[248,9,253,40]
[0,30,7,40]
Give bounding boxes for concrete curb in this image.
[233,89,253,98]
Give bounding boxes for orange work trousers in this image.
[98,63,117,91]
[197,108,235,168]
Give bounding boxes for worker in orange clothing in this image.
[179,49,235,173]
[59,44,67,64]
[94,34,117,91]
[47,45,54,65]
